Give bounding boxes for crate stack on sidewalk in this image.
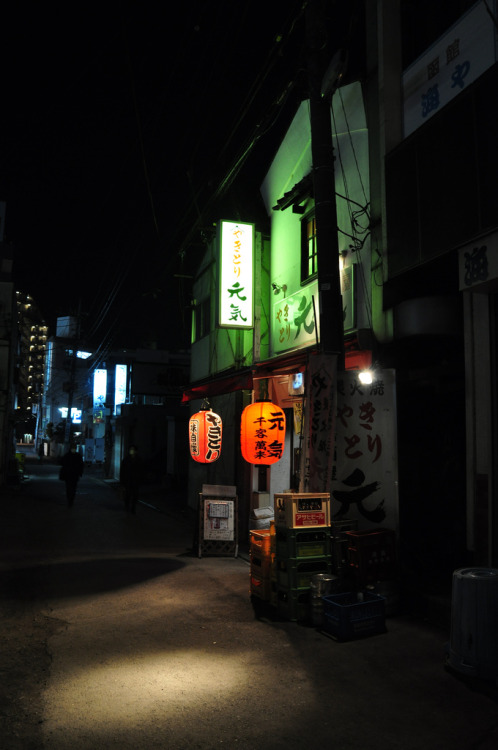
[274,493,332,622]
[344,527,397,586]
[320,527,398,640]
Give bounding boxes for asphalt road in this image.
[1,458,498,750]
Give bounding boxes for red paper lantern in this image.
[240,400,286,465]
[189,409,222,463]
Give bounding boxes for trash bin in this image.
[447,567,498,681]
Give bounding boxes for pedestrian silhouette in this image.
[120,445,143,514]
[59,445,84,507]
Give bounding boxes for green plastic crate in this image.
[276,527,330,560]
[276,556,331,589]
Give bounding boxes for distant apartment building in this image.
[15,291,48,442]
[0,238,17,483]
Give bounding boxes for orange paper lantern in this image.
[240,400,286,465]
[189,409,222,463]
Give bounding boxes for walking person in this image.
[120,445,143,514]
[60,444,84,507]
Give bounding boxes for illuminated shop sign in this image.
[59,407,82,424]
[114,364,127,414]
[271,279,319,355]
[93,369,107,408]
[218,220,254,328]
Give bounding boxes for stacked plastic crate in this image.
[344,527,397,586]
[274,493,331,622]
[249,527,276,602]
[330,518,358,584]
[319,526,395,639]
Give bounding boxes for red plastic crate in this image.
[250,573,272,601]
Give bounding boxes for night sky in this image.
[1,2,359,352]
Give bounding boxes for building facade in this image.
[15,291,48,444]
[184,0,498,596]
[0,240,17,484]
[41,319,190,487]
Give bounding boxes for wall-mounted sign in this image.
[218,220,254,328]
[458,231,498,291]
[331,369,398,531]
[114,364,127,414]
[93,369,107,409]
[403,1,496,138]
[341,265,355,332]
[271,279,319,355]
[59,407,82,424]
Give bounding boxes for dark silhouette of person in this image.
[60,445,84,507]
[120,445,143,514]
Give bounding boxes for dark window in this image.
[385,63,498,279]
[301,213,318,282]
[193,298,211,342]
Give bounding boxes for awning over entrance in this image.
[181,342,372,403]
[252,349,311,378]
[181,349,313,404]
[181,369,253,403]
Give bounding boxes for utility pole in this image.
[300,1,346,494]
[306,0,344,365]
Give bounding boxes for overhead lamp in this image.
[358,369,373,386]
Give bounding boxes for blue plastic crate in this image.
[322,591,386,640]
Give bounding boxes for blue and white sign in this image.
[403,1,497,137]
[93,369,107,408]
[114,364,127,414]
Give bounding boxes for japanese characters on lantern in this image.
[189,409,222,463]
[240,401,286,465]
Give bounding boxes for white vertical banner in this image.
[114,364,127,415]
[218,220,254,328]
[331,369,398,531]
[301,354,338,493]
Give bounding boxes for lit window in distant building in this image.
[301,212,318,282]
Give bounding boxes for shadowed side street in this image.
[1,457,498,750]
